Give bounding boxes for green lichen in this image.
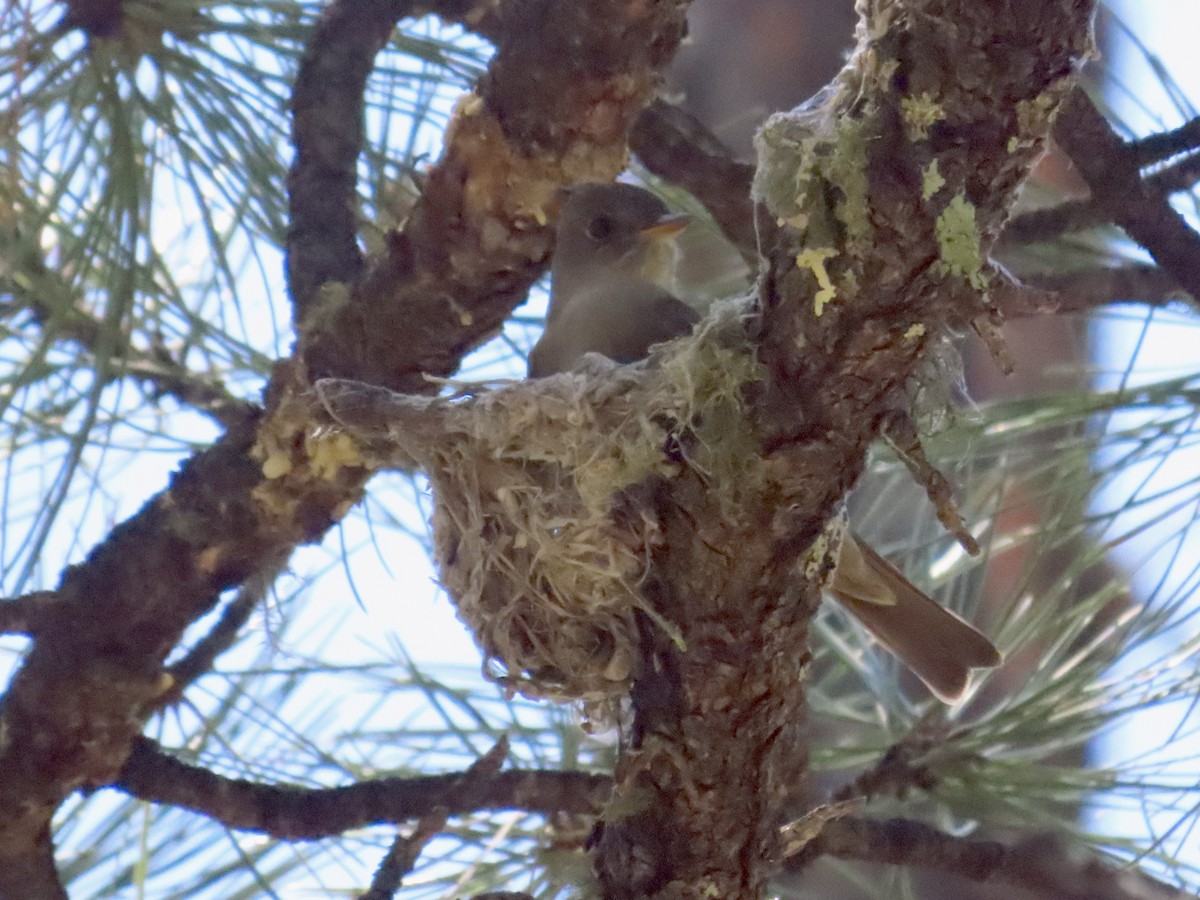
[1015,93,1058,148]
[824,117,872,242]
[752,111,819,223]
[300,280,351,335]
[933,194,988,290]
[660,312,765,506]
[753,108,872,246]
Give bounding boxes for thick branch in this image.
[0,591,56,637]
[1001,150,1200,246]
[589,0,1099,893]
[629,99,765,262]
[286,0,415,315]
[294,0,689,391]
[116,737,608,839]
[287,0,511,314]
[1052,90,1200,302]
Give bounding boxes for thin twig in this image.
[788,816,1194,900]
[359,737,509,900]
[994,264,1193,316]
[158,556,288,708]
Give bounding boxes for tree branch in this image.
[995,264,1192,317]
[591,0,1099,892]
[790,816,1195,900]
[116,737,608,839]
[0,591,56,637]
[293,0,689,391]
[629,99,765,262]
[360,738,509,900]
[286,0,414,316]
[1001,149,1200,246]
[829,731,946,804]
[1051,89,1200,302]
[1130,115,1200,169]
[156,559,287,709]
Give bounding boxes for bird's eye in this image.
[586,215,614,241]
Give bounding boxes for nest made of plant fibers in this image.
[429,302,763,701]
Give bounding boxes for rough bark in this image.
[591,2,1098,893]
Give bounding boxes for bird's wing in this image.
[829,533,1001,702]
[529,285,699,376]
[600,289,700,363]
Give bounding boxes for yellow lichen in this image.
[921,160,945,200]
[261,452,292,480]
[306,430,365,480]
[796,247,839,315]
[901,92,944,141]
[1015,93,1058,147]
[455,91,484,117]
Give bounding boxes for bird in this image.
[528,182,700,378]
[528,181,1000,702]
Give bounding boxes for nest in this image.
[424,303,761,701]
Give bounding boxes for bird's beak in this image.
[640,212,691,240]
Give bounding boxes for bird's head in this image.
[551,183,690,298]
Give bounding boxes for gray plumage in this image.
[528,183,699,378]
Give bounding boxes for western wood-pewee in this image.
[528,182,1000,701]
